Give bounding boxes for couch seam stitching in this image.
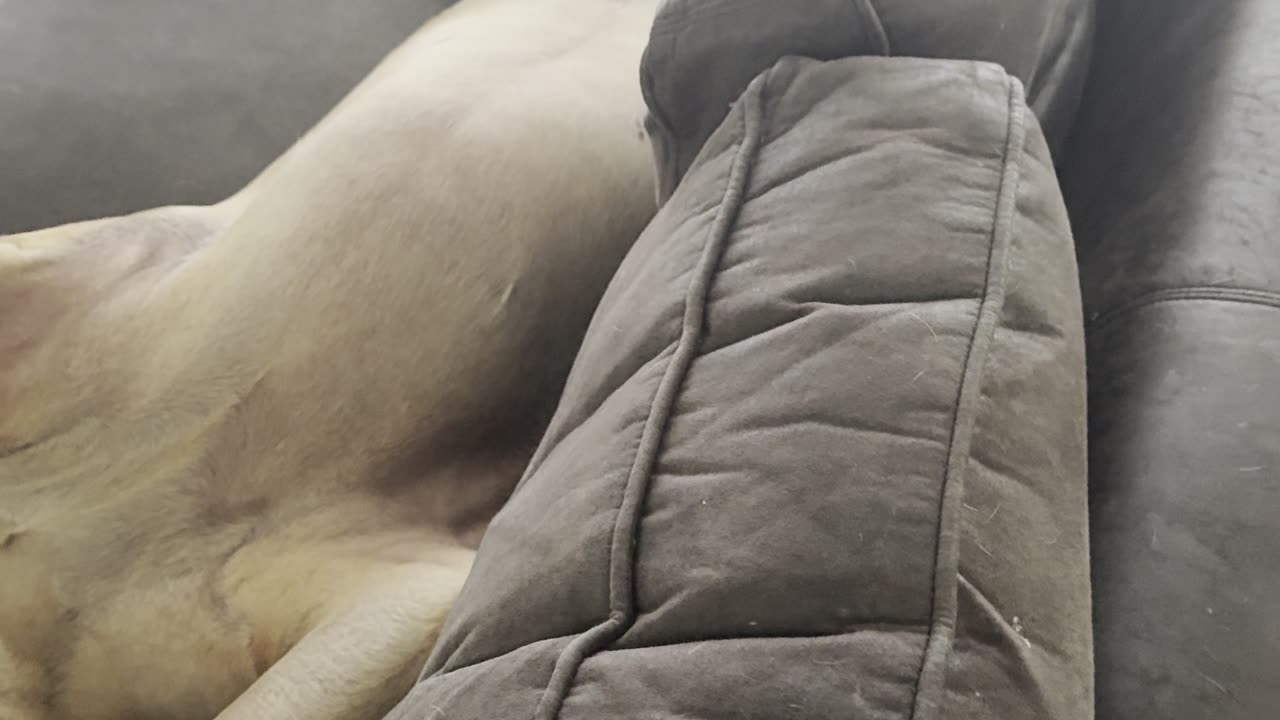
[955,573,1059,712]
[407,615,936,697]
[908,73,1026,720]
[856,0,893,55]
[1023,0,1066,101]
[640,27,681,202]
[531,71,767,720]
[1089,286,1280,333]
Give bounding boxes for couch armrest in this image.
[1062,0,1280,717]
[390,53,1091,720]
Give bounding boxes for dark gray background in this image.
[0,0,452,233]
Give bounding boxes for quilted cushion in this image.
[387,52,1092,720]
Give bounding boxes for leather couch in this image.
[1,1,1275,718]
[1060,0,1280,717]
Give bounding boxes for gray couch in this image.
[1061,0,1280,716]
[0,0,441,233]
[392,1,1095,718]
[1,1,1275,719]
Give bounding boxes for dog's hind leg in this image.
[0,641,49,720]
[213,553,472,720]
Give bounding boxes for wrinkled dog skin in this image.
[0,0,660,718]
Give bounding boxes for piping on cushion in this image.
[531,64,768,720]
[908,73,1028,720]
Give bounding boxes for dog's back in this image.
[0,1,659,718]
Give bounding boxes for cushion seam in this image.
[640,28,680,202]
[606,622,932,652]
[1022,0,1066,100]
[909,74,1027,720]
[856,0,893,55]
[531,72,768,720]
[1089,286,1280,333]
[412,620,933,694]
[955,574,1058,712]
[515,341,680,503]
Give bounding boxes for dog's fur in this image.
[0,1,660,717]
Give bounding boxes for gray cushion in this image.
[0,0,449,233]
[642,0,1094,199]
[388,51,1092,720]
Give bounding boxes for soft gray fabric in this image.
[1060,0,1280,717]
[0,0,450,233]
[388,52,1091,720]
[642,0,1093,200]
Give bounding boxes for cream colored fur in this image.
[0,0,660,717]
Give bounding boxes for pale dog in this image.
[0,0,660,717]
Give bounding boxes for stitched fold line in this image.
[856,0,893,55]
[532,71,768,720]
[910,74,1028,720]
[1089,285,1280,333]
